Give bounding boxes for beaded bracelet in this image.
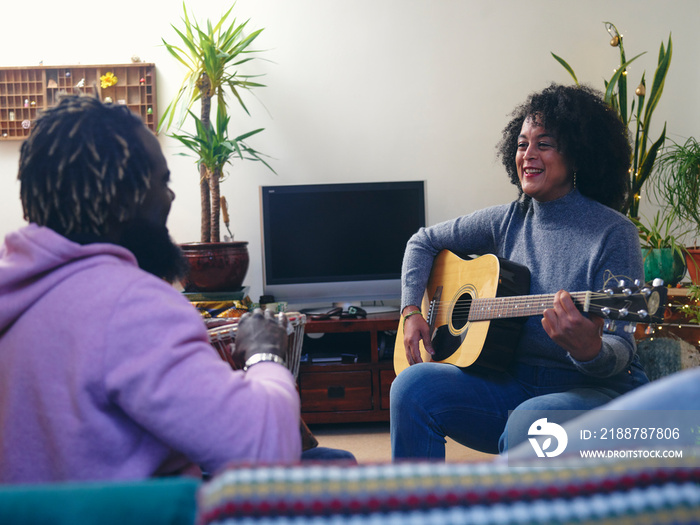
[402,309,423,328]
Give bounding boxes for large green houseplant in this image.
[160,3,274,291]
[552,21,672,219]
[651,137,700,283]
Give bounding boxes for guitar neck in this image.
[468,291,592,321]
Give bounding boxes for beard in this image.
[118,222,189,284]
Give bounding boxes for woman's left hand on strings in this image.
[542,290,605,361]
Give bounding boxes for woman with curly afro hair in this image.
[498,83,632,211]
[391,83,648,459]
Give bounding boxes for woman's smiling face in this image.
[515,117,573,202]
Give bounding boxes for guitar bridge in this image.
[426,286,442,328]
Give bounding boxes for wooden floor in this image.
[308,422,496,463]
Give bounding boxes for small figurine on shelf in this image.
[75,78,85,88]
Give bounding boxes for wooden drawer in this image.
[299,370,372,412]
[379,369,396,410]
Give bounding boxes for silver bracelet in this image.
[243,352,287,371]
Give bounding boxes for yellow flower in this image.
[100,72,118,89]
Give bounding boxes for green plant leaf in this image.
[234,128,265,141]
[635,122,666,187]
[551,53,579,84]
[642,36,672,134]
[603,52,645,104]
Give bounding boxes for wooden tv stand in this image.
[298,312,399,424]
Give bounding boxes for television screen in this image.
[260,181,426,309]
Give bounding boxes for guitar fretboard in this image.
[467,291,593,321]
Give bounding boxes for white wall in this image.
[1,0,698,300]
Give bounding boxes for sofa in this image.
[0,477,199,525]
[2,451,700,524]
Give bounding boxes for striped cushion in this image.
[198,452,700,524]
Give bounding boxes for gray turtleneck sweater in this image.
[401,189,644,378]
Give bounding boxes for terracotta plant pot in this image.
[685,247,700,285]
[180,241,249,292]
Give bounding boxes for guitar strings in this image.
[429,272,646,317]
[427,290,651,322]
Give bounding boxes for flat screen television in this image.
[260,181,426,311]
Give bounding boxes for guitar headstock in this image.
[588,279,668,325]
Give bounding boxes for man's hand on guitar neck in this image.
[542,290,604,362]
[402,306,434,365]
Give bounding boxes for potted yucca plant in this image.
[160,2,274,292]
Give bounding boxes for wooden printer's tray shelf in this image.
[0,63,157,140]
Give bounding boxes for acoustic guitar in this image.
[394,251,667,375]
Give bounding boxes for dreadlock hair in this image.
[19,94,153,237]
[496,83,632,212]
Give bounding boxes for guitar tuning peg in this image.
[624,322,638,333]
[618,308,629,318]
[618,279,627,287]
[634,279,642,287]
[622,288,633,296]
[604,289,615,295]
[652,278,665,288]
[636,309,649,319]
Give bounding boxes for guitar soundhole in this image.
[451,292,472,330]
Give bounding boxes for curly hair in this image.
[496,83,632,211]
[18,95,152,237]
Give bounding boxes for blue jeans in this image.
[390,360,648,459]
[301,447,357,463]
[506,366,700,460]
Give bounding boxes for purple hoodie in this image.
[0,225,301,483]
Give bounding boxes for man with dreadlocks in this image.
[0,95,302,483]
